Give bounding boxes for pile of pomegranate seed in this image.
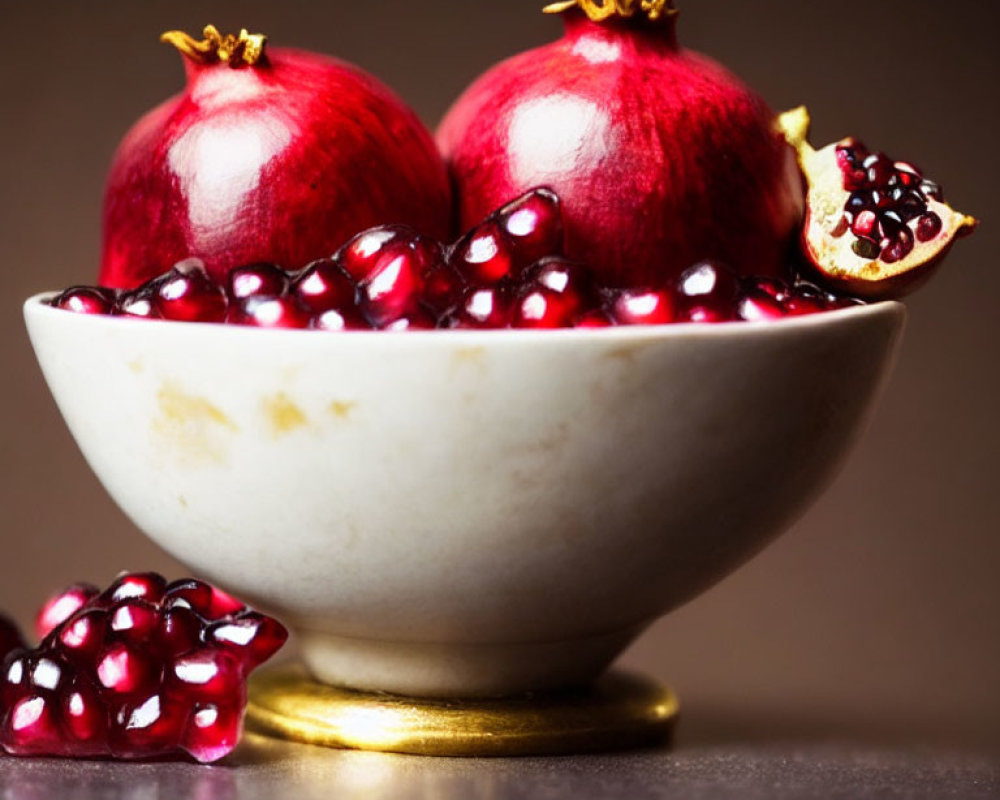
[52,188,860,329]
[837,142,944,264]
[0,572,286,763]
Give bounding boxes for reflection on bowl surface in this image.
[25,295,905,697]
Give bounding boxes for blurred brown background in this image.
[1,1,996,753]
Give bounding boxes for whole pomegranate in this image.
[437,0,804,288]
[101,26,451,289]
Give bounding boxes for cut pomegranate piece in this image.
[0,572,287,763]
[780,107,977,299]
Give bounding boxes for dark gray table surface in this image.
[0,732,996,800]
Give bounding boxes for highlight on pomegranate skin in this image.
[0,572,287,763]
[99,25,451,290]
[52,188,861,330]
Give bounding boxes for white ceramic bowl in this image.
[25,295,904,697]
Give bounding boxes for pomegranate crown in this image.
[160,25,268,68]
[543,0,678,22]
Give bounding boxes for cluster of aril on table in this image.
[16,0,977,766]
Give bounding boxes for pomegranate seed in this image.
[737,291,786,322]
[154,259,227,322]
[51,287,117,315]
[62,680,107,753]
[164,579,244,620]
[96,643,155,696]
[675,261,739,322]
[451,286,513,329]
[158,606,204,656]
[358,237,442,328]
[57,610,107,661]
[116,284,162,319]
[206,613,288,667]
[109,601,160,643]
[610,289,674,326]
[383,310,438,331]
[101,573,167,605]
[575,309,615,328]
[339,225,415,282]
[743,277,791,303]
[451,221,517,286]
[36,583,99,640]
[228,295,311,329]
[421,262,466,319]
[916,212,943,242]
[227,262,290,301]
[3,694,63,756]
[784,285,829,316]
[167,650,244,704]
[184,704,243,764]
[513,258,595,329]
[851,210,878,238]
[497,188,565,267]
[110,694,189,760]
[291,258,356,314]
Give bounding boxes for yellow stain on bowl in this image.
[329,400,357,420]
[152,382,238,466]
[263,392,308,438]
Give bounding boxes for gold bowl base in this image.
[246,666,678,757]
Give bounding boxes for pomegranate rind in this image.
[779,107,977,299]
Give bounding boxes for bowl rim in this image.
[24,291,906,346]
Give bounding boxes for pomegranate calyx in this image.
[779,106,978,299]
[543,0,677,23]
[160,25,267,68]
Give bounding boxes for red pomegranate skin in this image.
[438,11,804,288]
[101,44,451,289]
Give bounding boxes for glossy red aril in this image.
[154,259,227,322]
[610,289,675,326]
[228,262,291,301]
[227,295,311,329]
[36,584,99,640]
[780,107,977,299]
[675,261,740,322]
[52,287,118,316]
[451,286,514,329]
[513,258,595,328]
[354,232,444,328]
[438,1,803,288]
[0,572,287,763]
[291,259,356,314]
[100,25,450,289]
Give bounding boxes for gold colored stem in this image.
[543,0,677,23]
[160,25,267,67]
